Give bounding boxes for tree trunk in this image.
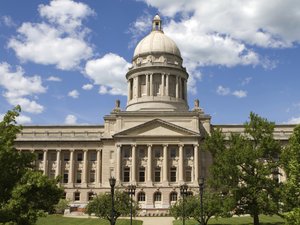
[253,213,260,225]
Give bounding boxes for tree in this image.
[54,198,70,214]
[280,125,300,211]
[169,190,233,225]
[86,191,139,224]
[205,112,282,225]
[0,106,63,225]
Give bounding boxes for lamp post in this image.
[109,177,116,225]
[198,177,205,225]
[126,185,136,225]
[180,183,188,225]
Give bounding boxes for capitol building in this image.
[15,15,294,214]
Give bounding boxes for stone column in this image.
[184,80,187,101]
[179,144,184,183]
[116,145,121,182]
[127,80,131,101]
[176,76,179,98]
[82,150,88,186]
[150,73,153,96]
[131,145,137,183]
[161,73,165,96]
[166,74,169,96]
[96,149,102,187]
[55,149,61,177]
[135,76,139,98]
[163,144,168,183]
[179,77,182,99]
[146,74,149,96]
[43,149,48,176]
[147,144,152,184]
[194,145,199,184]
[68,150,74,186]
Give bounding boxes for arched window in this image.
[170,192,177,202]
[154,192,162,202]
[137,192,146,202]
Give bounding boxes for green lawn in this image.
[36,215,143,225]
[173,215,285,225]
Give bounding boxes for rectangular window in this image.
[77,152,83,161]
[74,192,80,201]
[89,170,95,183]
[154,167,161,182]
[186,168,192,182]
[139,167,145,182]
[123,148,130,158]
[139,148,145,158]
[154,149,161,158]
[185,148,193,158]
[63,171,69,183]
[37,152,43,160]
[90,152,97,161]
[170,167,177,182]
[76,170,82,183]
[64,152,70,161]
[170,148,176,158]
[123,167,130,182]
[88,192,95,201]
[50,152,56,161]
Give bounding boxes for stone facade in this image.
[14,15,295,214]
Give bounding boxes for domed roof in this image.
[133,15,181,59]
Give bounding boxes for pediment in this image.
[114,119,200,137]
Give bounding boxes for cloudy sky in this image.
[0,0,300,125]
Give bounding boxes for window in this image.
[139,148,145,158]
[63,171,69,183]
[62,192,66,199]
[170,148,176,158]
[76,170,82,183]
[89,170,95,183]
[90,152,97,161]
[187,191,193,197]
[170,192,177,201]
[123,167,130,182]
[50,152,56,161]
[154,192,161,201]
[137,192,146,202]
[64,152,70,161]
[37,152,43,160]
[139,167,145,182]
[185,167,192,182]
[170,167,177,182]
[49,170,55,179]
[154,149,161,158]
[88,192,95,201]
[123,148,130,158]
[154,167,161,182]
[77,152,83,161]
[185,148,193,158]
[74,192,80,201]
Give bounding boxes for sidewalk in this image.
[135,217,174,225]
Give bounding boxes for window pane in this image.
[77,153,83,161]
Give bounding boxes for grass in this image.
[36,214,143,225]
[173,215,285,225]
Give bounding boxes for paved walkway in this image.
[136,217,174,225]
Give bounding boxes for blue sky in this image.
[0,0,300,125]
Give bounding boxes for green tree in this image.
[0,106,63,225]
[205,112,282,225]
[280,125,300,211]
[86,191,139,224]
[169,190,233,225]
[54,199,70,214]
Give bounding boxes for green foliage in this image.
[280,125,300,212]
[205,112,282,225]
[169,190,233,225]
[54,199,70,214]
[0,106,63,225]
[86,191,139,224]
[284,208,300,225]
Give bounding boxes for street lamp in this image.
[180,183,188,225]
[109,177,116,225]
[126,184,136,225]
[198,177,205,225]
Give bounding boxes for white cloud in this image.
[0,113,31,124]
[1,15,16,27]
[286,116,300,124]
[216,85,230,96]
[241,77,252,86]
[216,85,247,98]
[47,76,61,82]
[64,114,77,124]
[68,89,79,98]
[232,90,247,98]
[8,0,94,70]
[85,53,130,95]
[0,62,46,113]
[82,83,93,90]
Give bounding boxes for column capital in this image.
[56,149,61,152]
[131,144,137,148]
[96,148,102,152]
[69,149,75,152]
[147,144,152,148]
[178,144,184,148]
[116,144,122,148]
[193,144,199,148]
[43,149,48,152]
[163,144,168,147]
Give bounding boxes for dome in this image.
[133,15,181,59]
